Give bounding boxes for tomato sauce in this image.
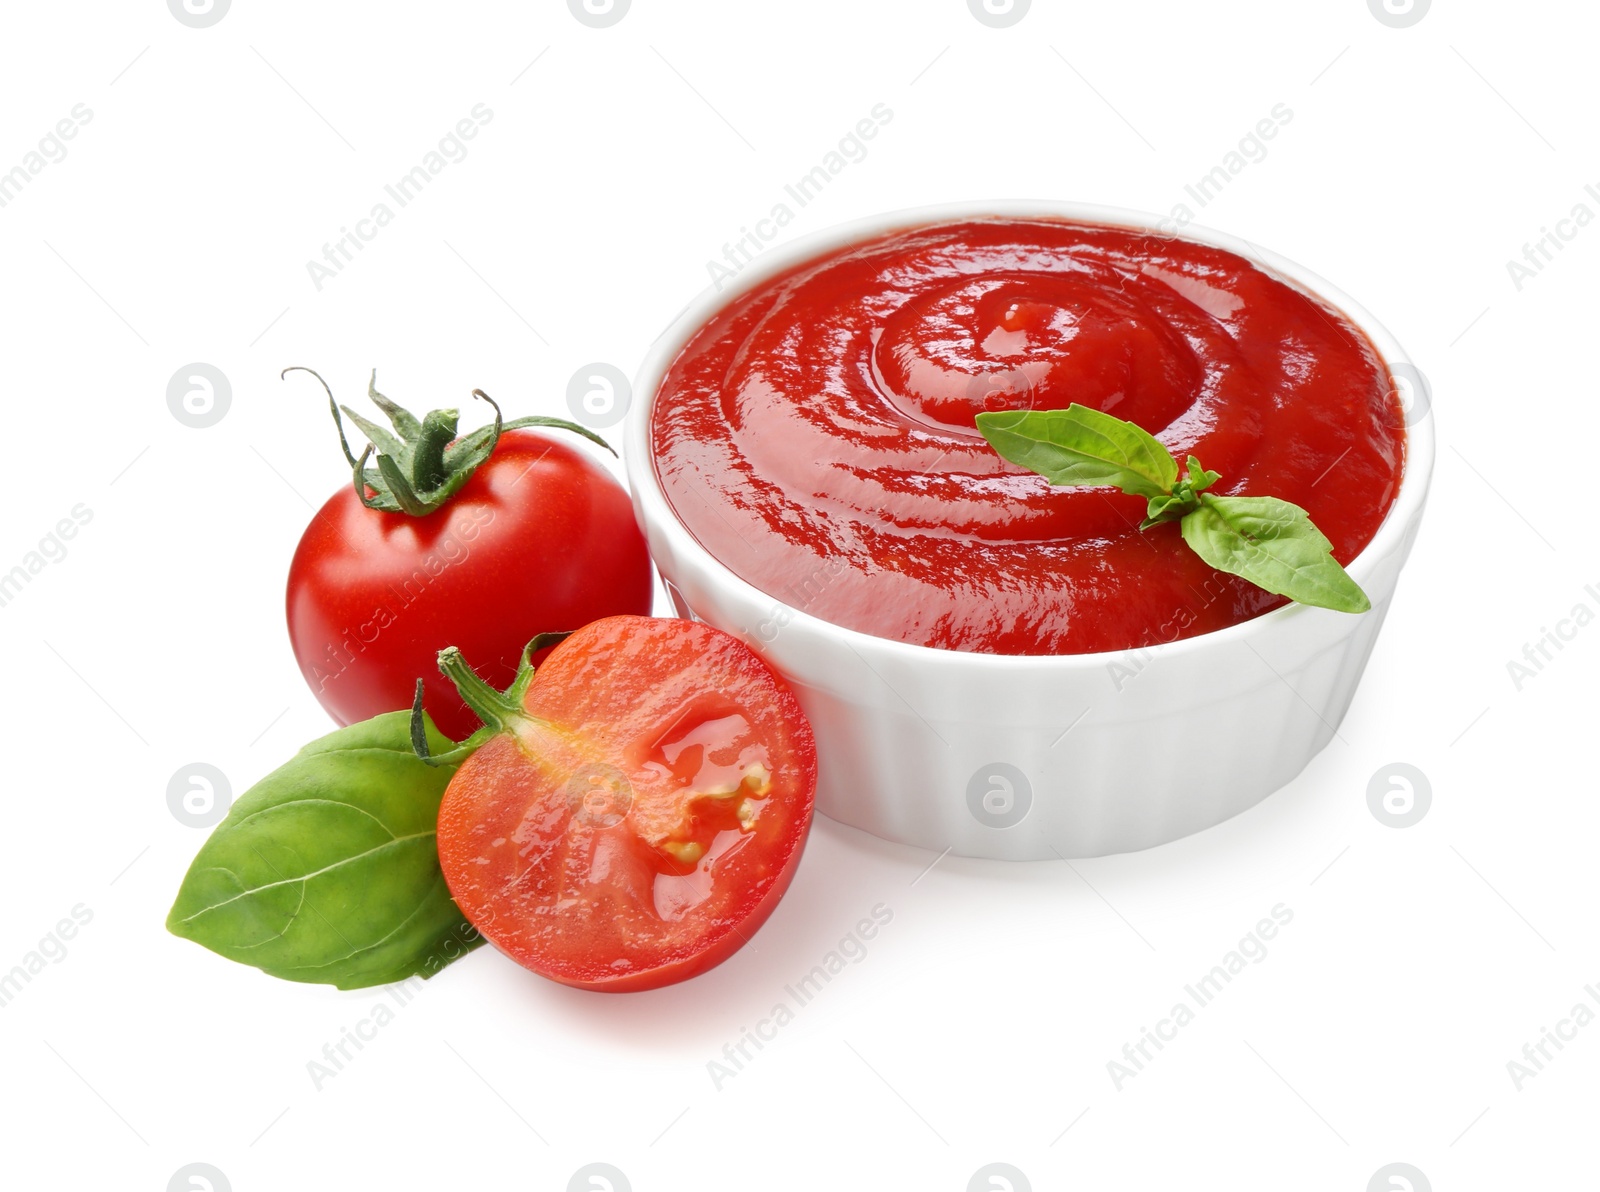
[650,219,1405,654]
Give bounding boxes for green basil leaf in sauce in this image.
[976,404,1179,499]
[975,406,1370,614]
[1180,494,1371,613]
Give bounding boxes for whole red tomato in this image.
[285,371,654,741]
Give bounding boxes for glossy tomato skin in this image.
[287,432,653,742]
[436,616,818,992]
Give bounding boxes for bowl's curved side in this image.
[641,479,1426,859]
[626,201,1434,859]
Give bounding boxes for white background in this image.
[1,1,1594,1189]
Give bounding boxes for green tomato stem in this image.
[412,409,459,491]
[436,647,528,735]
[280,368,615,518]
[413,635,575,764]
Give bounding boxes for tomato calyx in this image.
[408,631,572,766]
[282,366,616,517]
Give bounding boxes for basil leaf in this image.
[167,710,483,990]
[1180,494,1371,613]
[1141,492,1192,529]
[976,404,1179,499]
[1185,455,1220,492]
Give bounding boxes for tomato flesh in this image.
[436,616,818,991]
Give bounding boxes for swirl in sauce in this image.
[650,219,1405,654]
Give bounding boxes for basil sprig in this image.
[975,405,1370,613]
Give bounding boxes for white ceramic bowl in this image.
[626,201,1434,861]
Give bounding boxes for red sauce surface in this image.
[650,219,1406,655]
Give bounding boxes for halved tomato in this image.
[434,616,817,992]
